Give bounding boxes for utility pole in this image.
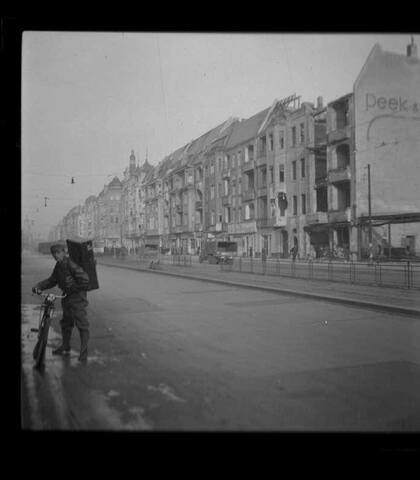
[367,163,372,245]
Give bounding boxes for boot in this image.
[52,328,72,355]
[78,329,89,363]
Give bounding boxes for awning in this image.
[304,223,330,233]
[358,212,420,225]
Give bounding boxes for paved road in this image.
[21,252,420,431]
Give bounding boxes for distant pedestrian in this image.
[249,246,253,258]
[368,243,374,264]
[290,245,298,261]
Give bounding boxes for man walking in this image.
[32,244,90,363]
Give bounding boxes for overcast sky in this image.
[21,32,416,237]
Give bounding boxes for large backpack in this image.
[66,238,99,291]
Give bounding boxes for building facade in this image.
[52,39,419,260]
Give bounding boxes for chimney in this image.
[407,35,418,58]
[317,96,323,110]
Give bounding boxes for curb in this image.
[98,260,420,318]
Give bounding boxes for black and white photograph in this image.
[20,30,420,433]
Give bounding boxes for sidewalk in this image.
[97,256,420,317]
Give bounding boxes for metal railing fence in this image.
[220,257,420,289]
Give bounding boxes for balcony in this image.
[328,165,351,184]
[257,186,267,197]
[315,174,328,188]
[274,216,287,227]
[242,189,255,201]
[195,200,203,210]
[256,217,275,228]
[256,151,267,167]
[242,159,255,172]
[257,216,287,229]
[222,170,230,178]
[175,204,183,213]
[145,228,159,236]
[171,225,189,234]
[227,221,257,234]
[327,125,351,144]
[328,207,351,223]
[306,211,329,225]
[194,223,203,232]
[170,184,183,194]
[222,195,230,205]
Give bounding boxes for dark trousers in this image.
[61,291,89,331]
[60,291,89,355]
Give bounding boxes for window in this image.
[260,168,267,187]
[300,123,305,144]
[301,158,306,178]
[293,196,297,215]
[224,207,230,223]
[247,144,254,161]
[279,164,285,183]
[210,162,215,175]
[238,207,242,222]
[292,160,297,180]
[245,204,250,220]
[279,130,284,149]
[210,185,215,199]
[291,126,296,147]
[259,136,267,155]
[269,133,274,151]
[269,166,273,184]
[301,194,306,214]
[218,157,222,171]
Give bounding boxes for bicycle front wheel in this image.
[33,315,50,369]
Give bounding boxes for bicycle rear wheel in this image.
[33,315,50,369]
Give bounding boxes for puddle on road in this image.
[21,303,153,430]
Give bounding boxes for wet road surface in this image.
[21,251,420,430]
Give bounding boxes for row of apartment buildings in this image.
[49,39,420,259]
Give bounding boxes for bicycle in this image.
[31,291,66,370]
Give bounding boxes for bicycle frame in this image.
[32,292,65,369]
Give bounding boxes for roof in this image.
[142,165,158,185]
[354,42,420,90]
[137,158,154,174]
[225,107,270,149]
[185,119,231,159]
[85,195,97,204]
[327,92,353,107]
[108,176,122,188]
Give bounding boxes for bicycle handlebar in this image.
[33,292,66,300]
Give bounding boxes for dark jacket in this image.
[36,256,89,294]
